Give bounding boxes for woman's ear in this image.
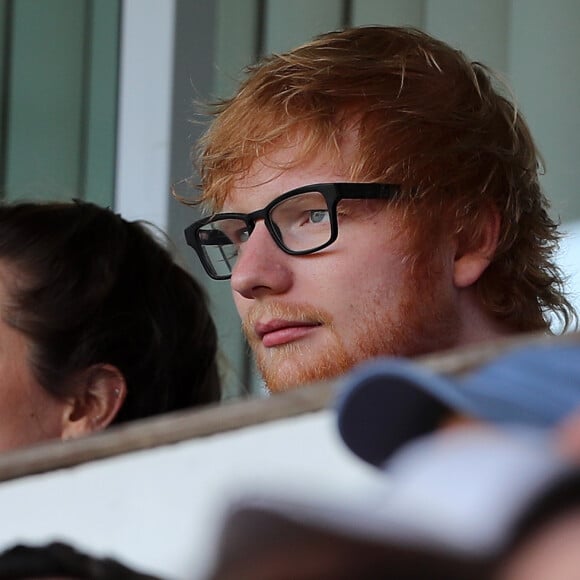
[453,206,501,288]
[61,364,127,440]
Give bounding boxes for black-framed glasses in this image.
[184,182,399,280]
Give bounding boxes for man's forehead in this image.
[223,144,353,211]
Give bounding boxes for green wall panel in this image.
[0,0,7,185]
[5,0,86,200]
[1,0,119,205]
[83,0,120,206]
[351,0,424,26]
[263,0,343,54]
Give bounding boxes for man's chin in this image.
[261,364,341,393]
[255,342,355,393]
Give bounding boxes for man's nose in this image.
[230,221,293,299]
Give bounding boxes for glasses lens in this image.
[197,218,248,278]
[270,191,332,252]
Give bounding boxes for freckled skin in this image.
[226,146,467,392]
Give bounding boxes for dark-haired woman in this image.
[0,200,220,451]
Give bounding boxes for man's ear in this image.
[61,364,127,440]
[453,206,501,288]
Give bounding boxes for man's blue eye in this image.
[309,210,329,224]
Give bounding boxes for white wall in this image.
[114,0,176,230]
[557,221,580,327]
[0,411,376,579]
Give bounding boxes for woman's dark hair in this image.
[0,200,221,423]
[0,542,161,579]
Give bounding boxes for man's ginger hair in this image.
[195,26,576,333]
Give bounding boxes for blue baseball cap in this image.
[337,343,580,467]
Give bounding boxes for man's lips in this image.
[254,319,321,347]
